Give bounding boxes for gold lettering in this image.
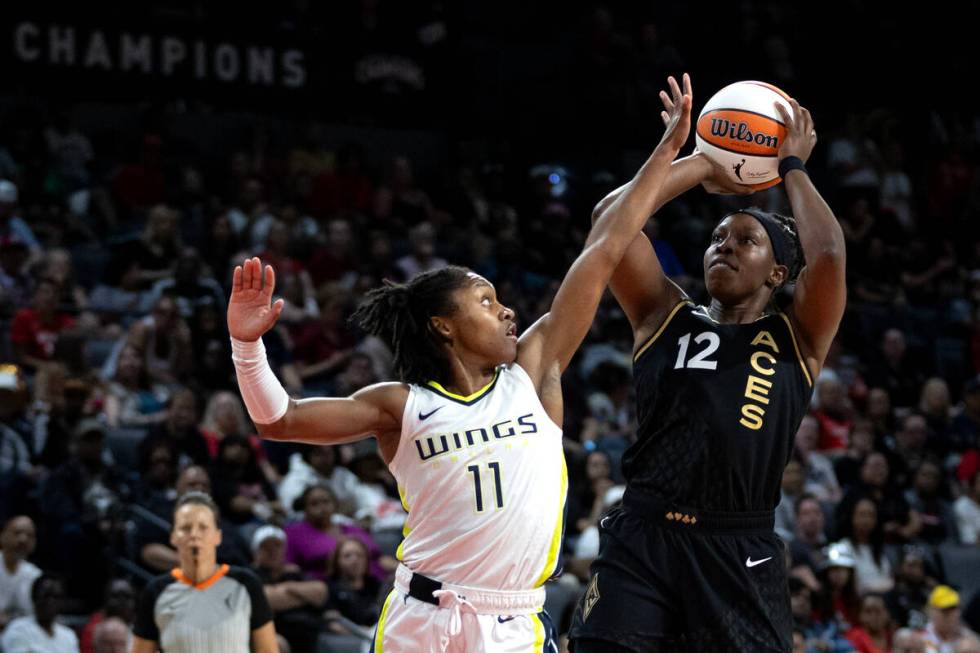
[744,375,773,404]
[740,404,765,430]
[750,330,780,353]
[750,351,777,376]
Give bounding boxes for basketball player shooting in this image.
[227,75,696,652]
[568,93,846,652]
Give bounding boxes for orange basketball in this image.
[695,81,793,188]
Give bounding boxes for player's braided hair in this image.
[350,266,472,386]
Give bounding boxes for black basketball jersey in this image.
[624,300,814,512]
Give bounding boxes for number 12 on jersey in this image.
[467,461,504,512]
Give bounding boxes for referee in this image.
[132,492,278,652]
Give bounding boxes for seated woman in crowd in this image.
[284,485,395,583]
[323,537,382,639]
[103,343,168,428]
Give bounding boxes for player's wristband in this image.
[778,156,808,178]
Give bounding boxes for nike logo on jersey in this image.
[419,406,444,421]
[599,517,609,529]
[497,616,516,623]
[745,556,772,568]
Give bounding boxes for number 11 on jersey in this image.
[468,461,504,512]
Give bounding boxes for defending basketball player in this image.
[568,96,845,651]
[227,75,696,652]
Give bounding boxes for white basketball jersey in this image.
[388,363,567,592]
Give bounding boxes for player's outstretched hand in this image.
[774,98,817,164]
[658,73,693,153]
[227,257,284,342]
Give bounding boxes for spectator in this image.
[795,414,843,502]
[919,378,954,451]
[845,593,894,653]
[904,460,958,544]
[921,586,979,653]
[789,494,829,589]
[837,496,894,593]
[10,278,76,371]
[885,545,934,631]
[814,376,853,452]
[104,204,178,290]
[0,516,40,630]
[124,295,194,386]
[893,627,927,653]
[0,180,42,264]
[845,451,920,543]
[866,387,896,443]
[284,485,391,582]
[209,435,283,526]
[142,386,210,467]
[816,541,861,629]
[91,616,129,653]
[0,574,79,653]
[954,471,980,544]
[293,285,356,389]
[949,377,980,453]
[78,579,135,653]
[251,525,326,653]
[888,414,933,489]
[790,576,855,653]
[866,329,924,410]
[323,538,381,638]
[835,418,877,491]
[40,418,128,610]
[777,454,808,541]
[200,391,277,483]
[103,342,169,428]
[131,492,277,652]
[144,248,226,320]
[568,450,616,536]
[278,444,365,518]
[394,221,447,280]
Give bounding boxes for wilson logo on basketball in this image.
[709,118,779,148]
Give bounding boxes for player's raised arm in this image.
[518,74,692,381]
[591,135,752,346]
[227,257,405,453]
[774,100,847,374]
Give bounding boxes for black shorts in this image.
[569,492,792,653]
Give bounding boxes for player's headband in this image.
[721,207,797,276]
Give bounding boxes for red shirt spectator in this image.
[9,279,75,368]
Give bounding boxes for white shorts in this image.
[372,566,559,653]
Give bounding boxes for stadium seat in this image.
[938,543,980,600]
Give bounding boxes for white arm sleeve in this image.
[231,337,290,425]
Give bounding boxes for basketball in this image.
[695,81,794,189]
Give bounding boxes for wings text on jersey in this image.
[414,413,539,462]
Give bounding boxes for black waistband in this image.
[408,571,442,606]
[622,488,775,534]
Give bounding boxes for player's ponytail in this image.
[350,266,472,386]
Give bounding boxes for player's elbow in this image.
[254,401,296,440]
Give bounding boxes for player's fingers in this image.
[251,257,262,290]
[232,265,243,293]
[667,75,681,102]
[661,110,670,125]
[242,258,253,290]
[775,102,794,130]
[264,264,276,296]
[682,72,692,99]
[660,90,674,112]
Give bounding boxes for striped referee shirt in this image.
[134,564,272,652]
